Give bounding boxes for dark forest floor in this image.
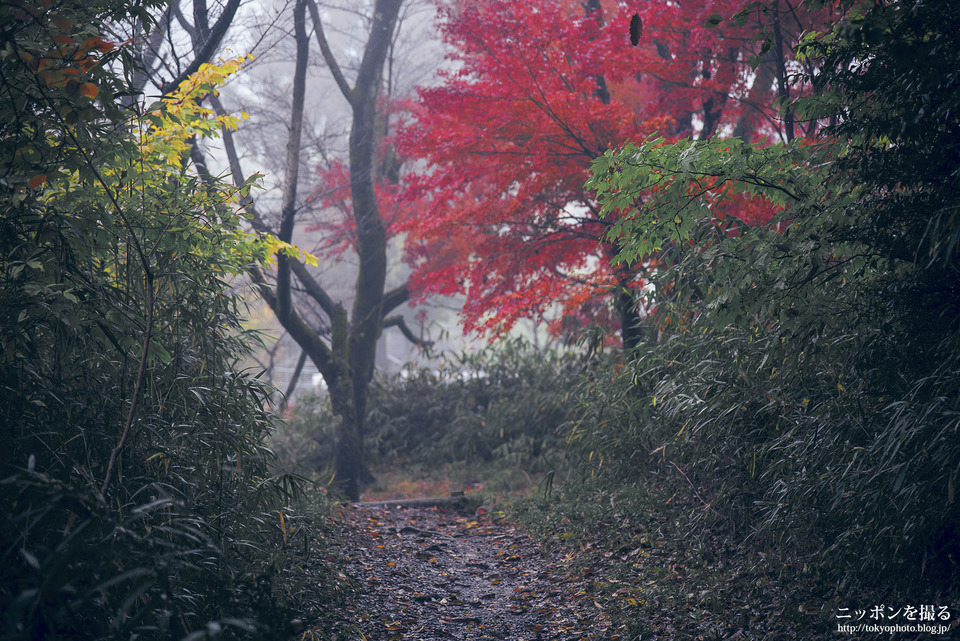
[311,468,958,640]
[334,502,617,640]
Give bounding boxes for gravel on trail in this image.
[336,502,619,640]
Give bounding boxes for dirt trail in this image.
[336,503,616,640]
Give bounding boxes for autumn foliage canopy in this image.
[320,0,833,343]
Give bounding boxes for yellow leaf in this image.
[302,248,319,266]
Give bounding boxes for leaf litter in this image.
[336,503,617,640]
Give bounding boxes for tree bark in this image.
[313,0,403,500]
[614,267,643,351]
[198,0,405,501]
[771,0,795,142]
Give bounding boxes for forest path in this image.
[336,502,617,640]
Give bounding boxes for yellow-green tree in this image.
[1,3,328,636]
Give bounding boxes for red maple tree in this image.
[395,0,832,345]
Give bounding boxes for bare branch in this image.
[383,314,432,349]
[289,259,342,320]
[207,93,260,209]
[382,282,410,317]
[249,264,338,381]
[171,1,197,41]
[306,0,356,106]
[278,349,308,413]
[160,0,243,94]
[277,0,310,321]
[207,91,344,328]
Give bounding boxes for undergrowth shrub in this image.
[0,237,342,638]
[368,338,581,469]
[0,5,345,635]
[573,0,960,602]
[288,338,586,482]
[276,392,340,476]
[569,295,960,596]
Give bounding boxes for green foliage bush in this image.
[289,338,585,482]
[571,307,960,591]
[576,0,960,597]
[368,338,580,468]
[0,2,343,637]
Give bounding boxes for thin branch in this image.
[101,278,152,497]
[306,0,355,106]
[207,74,345,335]
[207,93,262,217]
[171,1,197,41]
[249,263,338,381]
[279,349,309,413]
[383,314,432,349]
[289,259,341,320]
[160,0,243,94]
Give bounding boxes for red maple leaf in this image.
[396,0,835,342]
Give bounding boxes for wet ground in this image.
[336,503,618,640]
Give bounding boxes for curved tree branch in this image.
[160,0,242,94]
[249,263,339,382]
[289,259,342,320]
[383,314,432,349]
[277,0,310,321]
[306,0,356,106]
[382,282,410,317]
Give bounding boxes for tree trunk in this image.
[615,276,643,351]
[205,0,405,501]
[330,375,362,501]
[320,0,403,500]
